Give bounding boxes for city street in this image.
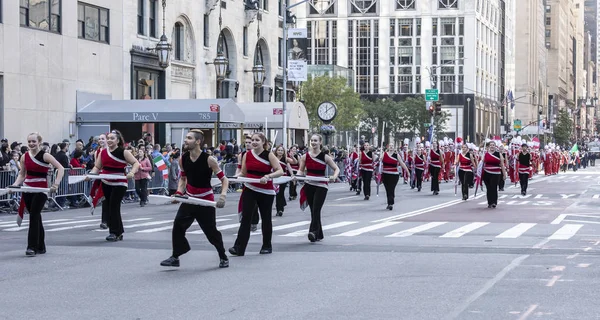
[1,169,600,320]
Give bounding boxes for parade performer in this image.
[381,142,409,210]
[288,145,299,200]
[413,147,426,191]
[498,142,508,191]
[90,133,107,227]
[423,141,431,182]
[235,136,260,231]
[429,141,444,195]
[357,142,374,200]
[11,132,63,256]
[349,145,359,191]
[297,134,339,242]
[518,143,532,195]
[401,139,410,184]
[160,130,229,268]
[274,145,294,217]
[87,130,139,242]
[543,146,552,175]
[229,132,283,256]
[455,142,477,200]
[481,141,507,208]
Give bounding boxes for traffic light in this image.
[428,104,434,116]
[435,102,442,116]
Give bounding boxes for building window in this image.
[261,0,269,11]
[243,27,248,56]
[78,3,109,43]
[309,0,335,15]
[307,20,337,65]
[399,19,412,36]
[133,69,160,100]
[441,18,455,36]
[398,47,413,65]
[20,0,61,33]
[350,0,377,14]
[399,76,412,93]
[137,0,144,35]
[441,75,455,93]
[348,19,378,94]
[545,17,551,25]
[174,22,184,60]
[396,0,415,10]
[278,37,283,67]
[203,15,210,47]
[438,0,458,9]
[149,0,157,38]
[459,17,464,36]
[545,29,551,38]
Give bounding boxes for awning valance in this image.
[236,102,309,130]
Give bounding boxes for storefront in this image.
[237,102,310,147]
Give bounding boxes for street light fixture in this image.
[244,19,266,88]
[154,1,172,69]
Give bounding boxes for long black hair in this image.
[110,130,125,148]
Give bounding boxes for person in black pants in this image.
[481,141,507,208]
[413,148,426,191]
[274,146,293,216]
[357,142,374,200]
[518,143,532,195]
[428,141,444,195]
[498,145,508,191]
[455,143,477,200]
[381,142,409,210]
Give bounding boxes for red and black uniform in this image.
[237,150,259,225]
[22,151,51,253]
[458,152,474,200]
[171,151,227,261]
[483,151,502,207]
[100,147,128,238]
[275,155,288,215]
[358,150,374,198]
[350,151,360,190]
[300,151,329,241]
[518,151,532,194]
[429,149,442,194]
[288,153,299,199]
[413,153,425,191]
[90,148,106,223]
[382,152,400,207]
[232,150,275,255]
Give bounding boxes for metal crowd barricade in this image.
[148,166,169,194]
[50,168,92,211]
[0,170,18,213]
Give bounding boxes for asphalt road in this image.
[1,167,599,320]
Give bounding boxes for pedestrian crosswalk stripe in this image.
[136,218,231,233]
[2,219,76,231]
[0,218,71,228]
[92,219,173,231]
[280,221,359,237]
[386,221,448,238]
[440,222,490,238]
[333,221,401,237]
[251,221,311,236]
[548,224,583,240]
[495,223,537,239]
[189,223,240,234]
[47,218,151,232]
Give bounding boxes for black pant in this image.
[102,184,127,236]
[498,176,505,190]
[519,173,529,192]
[304,184,328,239]
[382,173,399,205]
[289,181,297,198]
[429,166,441,192]
[415,169,424,190]
[483,173,500,205]
[276,183,287,212]
[458,170,473,199]
[172,203,227,260]
[135,179,148,203]
[359,170,373,196]
[24,193,48,252]
[233,189,274,254]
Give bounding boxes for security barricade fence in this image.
[50,168,92,210]
[0,170,18,213]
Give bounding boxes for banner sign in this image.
[287,28,308,81]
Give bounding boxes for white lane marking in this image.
[496,223,537,239]
[548,224,583,240]
[0,218,70,228]
[92,220,173,231]
[593,194,600,199]
[372,199,466,222]
[439,222,490,238]
[550,214,567,224]
[334,195,359,201]
[386,221,448,238]
[189,222,241,234]
[333,221,401,237]
[136,218,230,233]
[217,214,239,218]
[546,275,562,287]
[251,221,311,236]
[517,304,539,320]
[280,221,358,237]
[3,219,78,231]
[43,218,152,232]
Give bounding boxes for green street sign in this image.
[425,89,439,101]
[513,119,522,130]
[424,123,431,127]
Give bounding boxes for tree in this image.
[554,109,573,147]
[360,99,404,146]
[398,96,451,140]
[301,76,364,132]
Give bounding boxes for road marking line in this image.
[93,220,172,231]
[550,214,567,224]
[593,194,600,199]
[251,221,311,236]
[546,275,562,287]
[334,195,359,201]
[562,219,600,225]
[444,255,529,320]
[189,223,241,234]
[47,218,151,232]
[566,253,579,259]
[0,218,70,228]
[217,214,239,218]
[583,247,592,252]
[3,219,79,231]
[372,198,471,222]
[548,224,583,240]
[517,304,539,320]
[440,222,489,238]
[386,221,447,238]
[333,221,401,237]
[548,266,565,272]
[496,223,537,239]
[137,218,230,233]
[577,263,591,268]
[280,221,358,237]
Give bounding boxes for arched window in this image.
[174,22,184,60]
[217,31,231,98]
[254,44,265,102]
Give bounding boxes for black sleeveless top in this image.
[182,151,212,188]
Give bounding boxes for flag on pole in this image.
[570,144,579,153]
[153,156,169,179]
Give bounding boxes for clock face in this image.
[317,102,337,122]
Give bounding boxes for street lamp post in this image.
[146,0,172,69]
[205,4,228,147]
[466,97,471,142]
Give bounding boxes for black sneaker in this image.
[251,224,258,232]
[25,248,36,257]
[276,211,283,217]
[259,247,272,254]
[100,222,108,229]
[160,256,180,267]
[228,247,244,256]
[219,259,229,268]
[308,232,317,242]
[106,234,123,242]
[37,248,46,254]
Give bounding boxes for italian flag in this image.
[153,156,169,179]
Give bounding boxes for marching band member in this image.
[11,132,64,256]
[287,145,299,200]
[455,142,477,200]
[297,134,339,242]
[235,136,260,231]
[160,130,229,268]
[413,147,426,191]
[274,146,294,217]
[482,141,507,208]
[381,142,409,210]
[401,139,410,184]
[349,145,359,191]
[498,143,508,191]
[229,132,283,256]
[87,130,139,241]
[429,141,444,195]
[90,133,107,227]
[357,142,374,200]
[518,143,532,196]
